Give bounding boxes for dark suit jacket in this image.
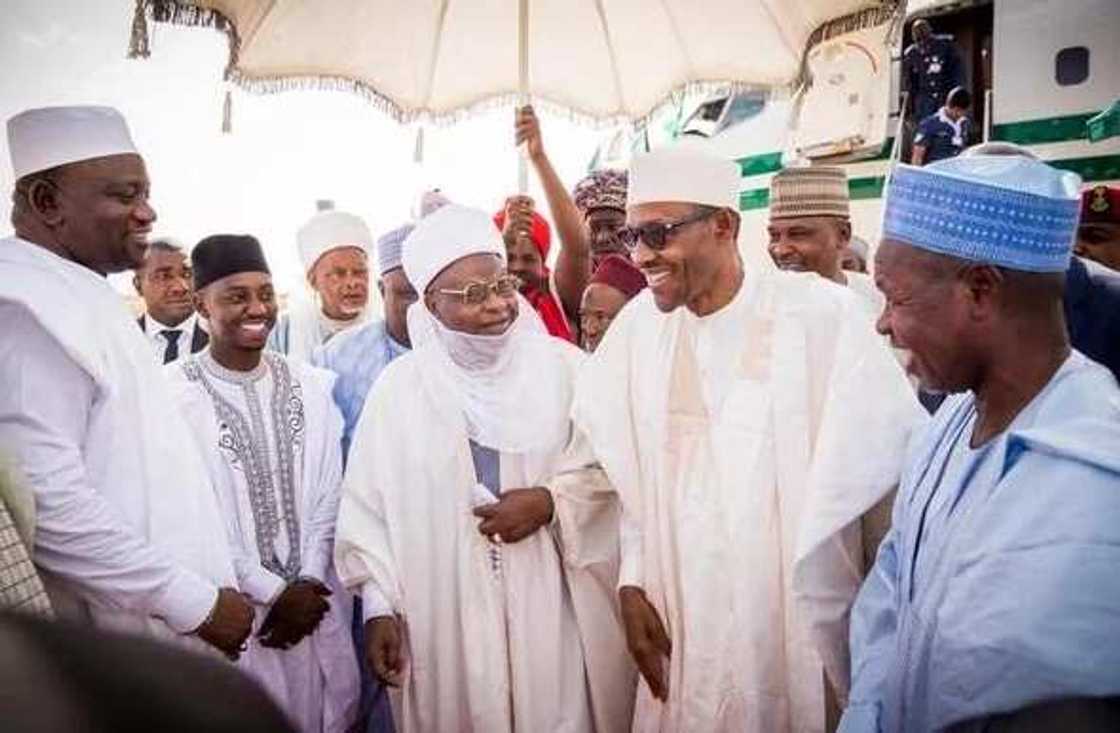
[1064,256,1120,383]
[136,315,209,354]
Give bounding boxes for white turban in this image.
[297,210,373,274]
[401,204,504,295]
[628,143,741,210]
[7,105,139,179]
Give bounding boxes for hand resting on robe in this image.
[619,585,671,702]
[258,579,331,650]
[195,587,255,660]
[365,615,406,688]
[472,487,554,544]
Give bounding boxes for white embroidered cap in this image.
[628,143,740,210]
[297,210,374,274]
[7,105,140,179]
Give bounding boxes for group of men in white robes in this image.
[3,101,1118,733]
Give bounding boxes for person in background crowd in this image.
[574,145,924,731]
[494,197,575,341]
[580,254,646,352]
[336,204,634,732]
[841,154,1120,732]
[0,105,251,658]
[133,237,208,364]
[912,86,972,166]
[840,235,870,274]
[1075,184,1120,272]
[169,234,358,733]
[903,18,963,123]
[313,224,417,733]
[516,105,629,328]
[768,166,883,314]
[270,210,377,361]
[1065,184,1120,382]
[313,222,417,462]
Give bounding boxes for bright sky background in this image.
[0,0,607,295]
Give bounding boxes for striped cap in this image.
[768,166,850,220]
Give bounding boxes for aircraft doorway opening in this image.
[900,1,994,163]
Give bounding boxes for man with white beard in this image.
[270,210,379,361]
[335,204,634,732]
[574,145,926,731]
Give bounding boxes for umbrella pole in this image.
[517,0,529,194]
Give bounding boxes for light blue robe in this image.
[312,320,408,462]
[311,318,408,733]
[842,352,1120,732]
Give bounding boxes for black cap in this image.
[191,234,270,290]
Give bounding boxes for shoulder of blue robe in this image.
[311,318,388,370]
[926,357,1120,728]
[266,312,292,354]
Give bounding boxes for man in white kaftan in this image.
[335,205,635,732]
[169,234,359,732]
[573,145,927,732]
[270,210,381,361]
[0,106,251,656]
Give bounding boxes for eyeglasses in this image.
[435,274,521,306]
[619,207,718,252]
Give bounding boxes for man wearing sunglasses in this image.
[336,204,634,732]
[573,144,925,732]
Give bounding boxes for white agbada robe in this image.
[573,268,927,732]
[0,237,235,646]
[168,351,359,733]
[335,318,635,732]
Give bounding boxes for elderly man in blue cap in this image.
[841,155,1120,731]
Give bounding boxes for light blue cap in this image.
[376,222,414,276]
[882,155,1081,272]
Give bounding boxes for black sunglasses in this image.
[619,206,719,252]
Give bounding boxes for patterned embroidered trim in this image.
[182,356,304,581]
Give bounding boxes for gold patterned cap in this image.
[768,166,850,220]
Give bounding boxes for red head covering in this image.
[492,207,573,342]
[493,209,552,259]
[1081,185,1120,225]
[590,254,646,300]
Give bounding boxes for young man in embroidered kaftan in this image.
[169,235,358,733]
[335,205,635,732]
[841,155,1120,732]
[572,146,928,732]
[0,106,251,657]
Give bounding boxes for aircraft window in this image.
[1055,46,1090,86]
[695,99,727,123]
[722,93,766,128]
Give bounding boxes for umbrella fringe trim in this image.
[131,0,789,128]
[128,0,241,72]
[225,70,772,130]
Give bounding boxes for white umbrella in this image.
[129,0,899,186]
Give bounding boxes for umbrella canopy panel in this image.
[139,0,893,123]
